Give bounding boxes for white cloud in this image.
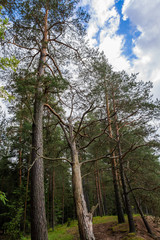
[99,33,130,71]
[122,0,160,98]
[80,0,130,70]
[80,0,160,99]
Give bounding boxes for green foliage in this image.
[0,56,19,71]
[0,6,19,71]
[0,6,19,102]
[0,86,15,102]
[0,5,9,39]
[4,207,23,240]
[0,191,7,204]
[3,188,25,240]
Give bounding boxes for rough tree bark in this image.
[31,9,48,240]
[70,120,95,240]
[44,105,97,240]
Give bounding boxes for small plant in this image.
[67,218,71,227]
[0,191,8,204]
[4,206,23,240]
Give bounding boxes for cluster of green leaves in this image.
[0,191,7,204]
[0,6,19,102]
[0,5,8,39]
[0,56,19,71]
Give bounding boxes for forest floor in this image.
[1,215,160,240]
[68,216,160,240]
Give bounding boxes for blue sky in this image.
[115,0,141,62]
[80,0,160,99]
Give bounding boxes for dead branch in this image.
[47,54,62,77]
[80,153,110,166]
[36,153,72,165]
[80,124,109,150]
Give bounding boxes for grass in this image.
[93,215,118,224]
[23,215,142,240]
[23,217,118,240]
[22,221,78,240]
[122,233,144,240]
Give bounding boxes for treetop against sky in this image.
[1,0,160,100]
[80,0,160,100]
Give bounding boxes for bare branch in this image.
[127,186,160,195]
[90,203,99,215]
[80,153,110,166]
[121,143,149,161]
[48,21,65,31]
[47,54,62,77]
[7,41,39,51]
[27,51,40,69]
[80,124,109,150]
[37,154,72,165]
[51,38,82,59]
[44,103,68,127]
[73,103,96,140]
[45,63,55,76]
[44,103,71,146]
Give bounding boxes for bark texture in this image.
[31,99,48,240]
[31,9,48,240]
[70,121,95,240]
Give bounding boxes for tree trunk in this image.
[105,88,125,223]
[111,155,125,223]
[126,174,153,235]
[71,139,95,240]
[83,178,90,212]
[95,163,102,216]
[23,166,30,234]
[112,90,135,233]
[95,162,105,216]
[19,119,22,187]
[31,98,48,240]
[51,168,55,230]
[31,9,48,240]
[62,177,65,224]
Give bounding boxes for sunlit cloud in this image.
[80,0,160,99]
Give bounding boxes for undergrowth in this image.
[23,215,144,240]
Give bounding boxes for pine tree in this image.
[2,1,88,239]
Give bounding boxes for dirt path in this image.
[93,217,160,240]
[72,216,160,240]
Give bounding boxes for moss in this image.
[112,223,129,233]
[93,215,117,224]
[122,233,144,240]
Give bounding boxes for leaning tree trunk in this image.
[31,9,48,240]
[125,174,153,235]
[71,140,95,240]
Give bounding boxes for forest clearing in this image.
[0,1,160,240]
